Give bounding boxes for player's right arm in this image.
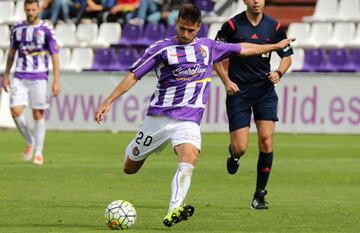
[214,63,239,95]
[95,72,138,123]
[2,48,16,92]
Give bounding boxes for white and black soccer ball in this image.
[104,200,137,230]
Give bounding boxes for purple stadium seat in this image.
[138,23,166,46]
[166,25,176,37]
[300,48,328,72]
[326,48,354,72]
[109,47,139,71]
[195,0,215,12]
[198,24,208,38]
[117,23,143,46]
[349,48,360,72]
[85,48,116,71]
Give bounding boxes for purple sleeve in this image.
[45,25,59,55]
[211,40,241,63]
[128,43,162,80]
[10,27,18,49]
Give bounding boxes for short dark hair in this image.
[24,0,39,6]
[178,3,202,24]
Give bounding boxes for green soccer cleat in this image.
[163,205,195,227]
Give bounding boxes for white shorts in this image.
[10,78,49,109]
[125,116,202,161]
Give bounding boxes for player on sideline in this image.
[2,0,60,166]
[214,0,293,209]
[95,3,294,227]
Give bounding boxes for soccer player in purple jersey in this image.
[95,3,294,227]
[2,0,60,166]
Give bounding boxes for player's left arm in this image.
[51,53,60,96]
[45,23,60,96]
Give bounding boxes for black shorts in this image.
[226,87,279,132]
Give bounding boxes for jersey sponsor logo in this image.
[172,64,207,77]
[170,53,186,57]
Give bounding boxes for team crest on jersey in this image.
[132,146,140,156]
[35,31,45,45]
[200,47,207,59]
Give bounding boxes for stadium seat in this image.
[0,49,4,72]
[300,23,333,48]
[229,1,247,18]
[300,48,328,72]
[165,25,176,37]
[87,48,117,71]
[270,53,281,71]
[90,23,121,48]
[323,22,356,48]
[138,48,146,57]
[138,23,166,47]
[303,0,338,22]
[289,48,305,72]
[75,23,98,47]
[55,23,77,47]
[0,1,15,24]
[195,0,215,12]
[58,48,72,71]
[330,0,360,22]
[110,47,138,71]
[346,23,360,48]
[0,25,10,49]
[325,48,353,72]
[286,22,311,48]
[0,49,17,72]
[270,48,305,73]
[198,24,209,38]
[117,23,143,47]
[207,23,222,40]
[6,0,26,24]
[63,48,94,72]
[348,49,360,72]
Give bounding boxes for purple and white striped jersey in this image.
[10,20,58,80]
[129,37,241,124]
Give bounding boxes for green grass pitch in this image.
[0,131,359,233]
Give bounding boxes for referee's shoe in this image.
[251,189,269,209]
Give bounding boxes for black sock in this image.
[256,151,273,191]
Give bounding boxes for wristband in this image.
[275,70,283,79]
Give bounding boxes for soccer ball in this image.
[104,200,137,230]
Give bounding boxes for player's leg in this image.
[29,80,48,165]
[123,156,146,174]
[226,94,252,174]
[32,109,45,165]
[163,121,200,227]
[227,127,249,174]
[251,89,278,209]
[163,143,197,227]
[10,78,34,160]
[251,120,275,209]
[124,116,169,174]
